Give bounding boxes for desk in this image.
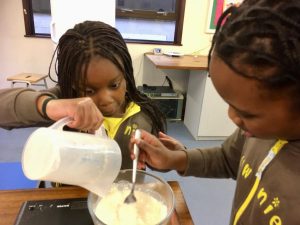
[7,73,48,89]
[145,54,208,70]
[0,181,193,225]
[145,53,236,140]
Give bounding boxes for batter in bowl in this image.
[94,184,167,225]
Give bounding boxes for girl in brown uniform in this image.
[0,21,166,170]
[131,0,300,224]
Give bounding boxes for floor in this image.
[0,121,236,225]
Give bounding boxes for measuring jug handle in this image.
[95,125,108,139]
[49,117,108,138]
[49,116,73,130]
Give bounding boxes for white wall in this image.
[0,0,54,88]
[0,0,212,92]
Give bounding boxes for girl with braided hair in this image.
[130,0,300,224]
[0,20,166,170]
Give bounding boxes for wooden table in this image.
[0,181,194,225]
[145,53,208,70]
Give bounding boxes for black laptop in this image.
[14,198,94,225]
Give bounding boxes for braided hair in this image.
[49,21,166,134]
[209,0,300,106]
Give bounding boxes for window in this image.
[22,0,51,37]
[22,0,185,45]
[115,0,185,45]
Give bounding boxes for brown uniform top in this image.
[184,129,300,225]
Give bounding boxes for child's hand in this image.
[130,130,187,173]
[158,131,185,150]
[46,97,104,132]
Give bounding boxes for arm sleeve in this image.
[0,87,61,129]
[182,128,246,179]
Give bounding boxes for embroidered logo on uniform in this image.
[241,163,252,178]
[264,197,280,214]
[124,123,138,136]
[257,188,267,205]
[269,215,281,225]
[238,151,284,225]
[257,187,282,224]
[272,198,280,208]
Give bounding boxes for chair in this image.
[7,73,48,89]
[0,162,40,190]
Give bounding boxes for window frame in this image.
[22,0,51,38]
[116,0,185,45]
[22,0,185,44]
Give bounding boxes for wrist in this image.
[170,150,188,173]
[37,95,55,120]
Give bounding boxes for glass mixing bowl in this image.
[87,169,175,225]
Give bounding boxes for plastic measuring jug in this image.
[22,117,122,197]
